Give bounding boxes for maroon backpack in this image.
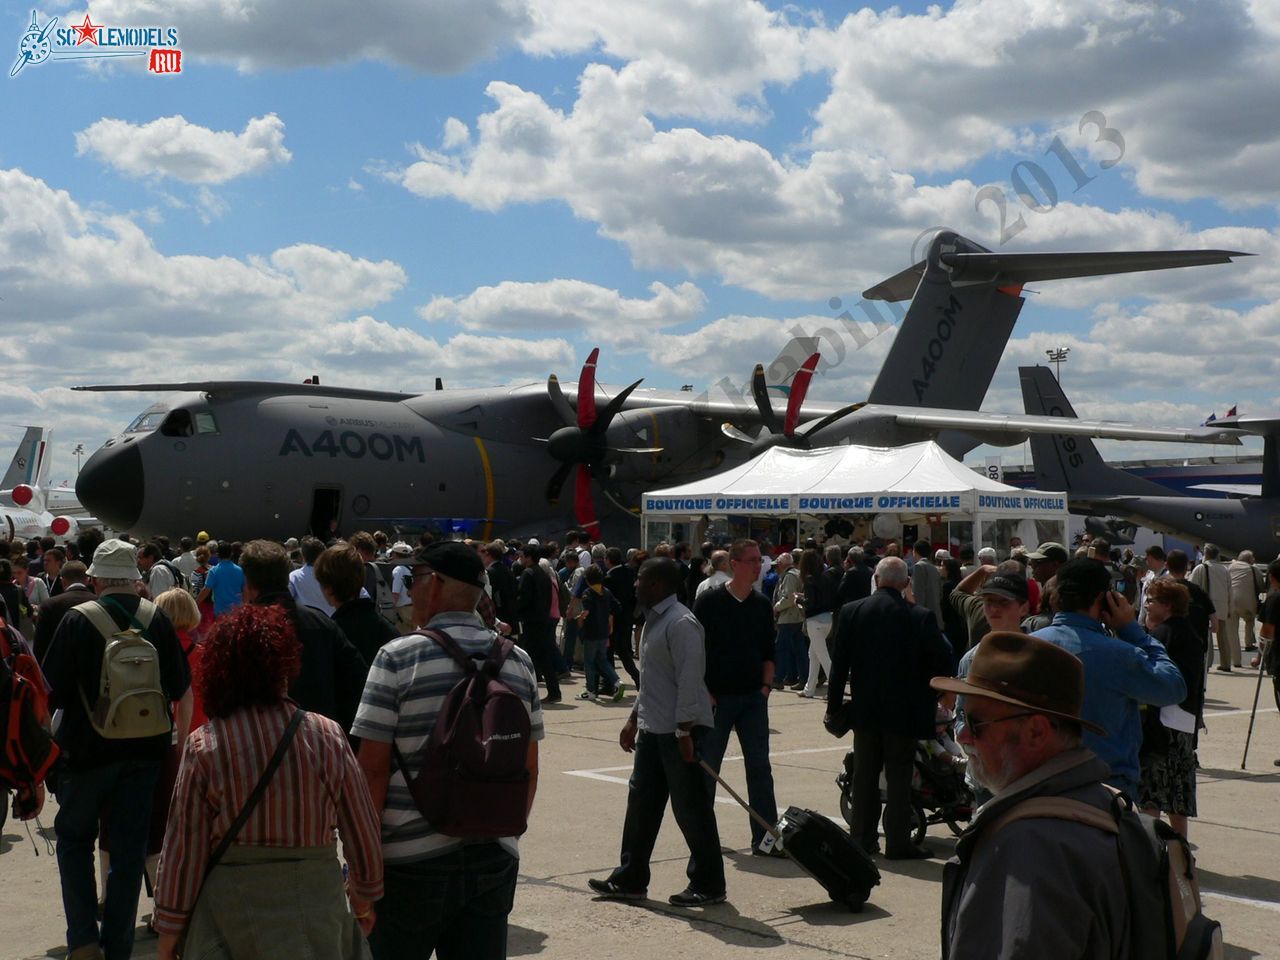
[394,629,532,838]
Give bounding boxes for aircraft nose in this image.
[76,441,144,530]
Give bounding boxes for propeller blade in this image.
[751,363,781,433]
[593,378,644,433]
[547,374,576,427]
[578,347,600,428]
[574,463,599,533]
[784,353,820,437]
[721,423,756,444]
[802,401,868,437]
[544,461,574,506]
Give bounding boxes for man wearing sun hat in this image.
[43,538,192,960]
[932,631,1128,959]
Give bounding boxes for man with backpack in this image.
[353,541,543,960]
[933,631,1220,960]
[137,542,184,597]
[42,539,192,960]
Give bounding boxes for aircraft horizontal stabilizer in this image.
[1208,415,1280,436]
[863,248,1250,302]
[881,408,1244,445]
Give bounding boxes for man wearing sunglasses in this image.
[932,632,1126,960]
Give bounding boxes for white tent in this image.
[641,441,1068,550]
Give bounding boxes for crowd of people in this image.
[0,522,1274,959]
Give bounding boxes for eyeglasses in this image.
[405,569,436,588]
[964,711,1038,738]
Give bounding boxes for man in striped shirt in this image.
[354,541,544,960]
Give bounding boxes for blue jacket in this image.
[1033,612,1186,797]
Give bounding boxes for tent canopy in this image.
[642,441,1066,517]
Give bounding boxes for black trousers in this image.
[519,622,560,700]
[851,727,916,854]
[608,730,725,895]
[612,624,640,688]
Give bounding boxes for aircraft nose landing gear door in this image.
[310,486,342,538]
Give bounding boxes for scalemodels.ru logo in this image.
[10,10,182,77]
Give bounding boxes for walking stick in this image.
[1241,643,1267,770]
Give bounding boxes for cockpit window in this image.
[125,404,168,434]
[194,411,218,435]
[160,410,194,437]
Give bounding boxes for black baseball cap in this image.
[979,571,1029,603]
[413,541,486,589]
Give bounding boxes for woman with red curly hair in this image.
[152,605,382,960]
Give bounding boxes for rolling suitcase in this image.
[777,805,880,910]
[700,760,880,911]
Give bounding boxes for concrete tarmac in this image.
[4,667,1278,959]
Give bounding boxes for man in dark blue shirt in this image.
[692,538,780,856]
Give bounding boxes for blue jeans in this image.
[581,638,619,696]
[701,692,778,847]
[55,759,160,959]
[774,622,808,684]
[370,843,518,960]
[609,730,725,895]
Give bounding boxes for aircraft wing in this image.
[74,381,419,402]
[1187,482,1261,497]
[855,407,1245,445]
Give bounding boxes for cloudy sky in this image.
[1,0,1277,481]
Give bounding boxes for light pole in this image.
[73,443,84,474]
[1045,346,1071,383]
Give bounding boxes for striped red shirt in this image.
[153,701,383,935]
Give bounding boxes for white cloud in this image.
[419,278,706,335]
[392,71,1280,303]
[442,118,471,150]
[0,168,578,451]
[807,0,1280,206]
[91,0,533,73]
[522,0,817,122]
[75,113,291,184]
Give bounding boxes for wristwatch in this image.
[674,728,691,738]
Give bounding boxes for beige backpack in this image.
[75,598,172,740]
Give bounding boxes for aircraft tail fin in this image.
[864,233,1249,411]
[1263,436,1280,500]
[1019,366,1167,497]
[759,337,821,392]
[2,426,48,491]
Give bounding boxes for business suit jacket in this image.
[826,586,953,740]
[487,560,519,627]
[516,562,552,639]
[911,558,944,628]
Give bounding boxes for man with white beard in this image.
[931,633,1127,959]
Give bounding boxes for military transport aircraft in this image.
[1020,364,1278,554]
[73,231,1248,542]
[1,427,89,541]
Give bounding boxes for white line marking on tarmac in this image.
[1202,890,1280,913]
[565,745,850,806]
[1203,707,1278,718]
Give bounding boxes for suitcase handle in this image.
[698,757,782,843]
